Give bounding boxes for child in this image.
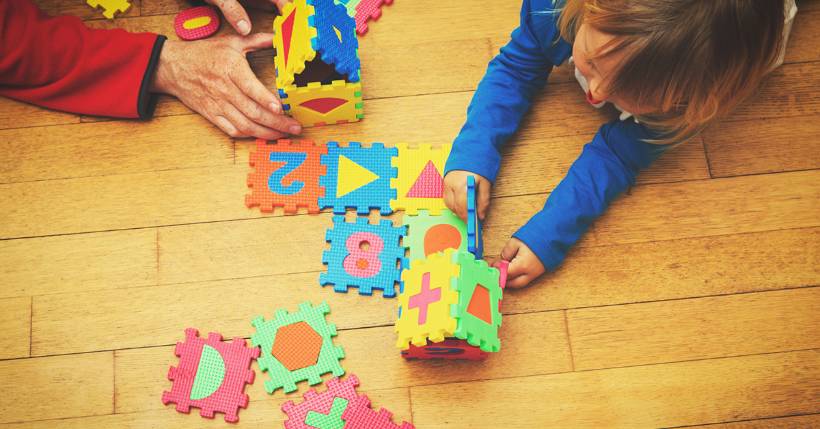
[443,0,797,288]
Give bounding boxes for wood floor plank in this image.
[410,349,820,429]
[0,98,79,130]
[0,352,113,424]
[2,386,410,429]
[784,8,820,63]
[567,287,820,371]
[31,274,395,355]
[157,215,331,285]
[506,227,820,313]
[702,114,820,178]
[684,414,820,429]
[114,311,569,413]
[0,229,157,299]
[728,62,820,122]
[484,169,820,253]
[0,115,234,183]
[0,297,31,359]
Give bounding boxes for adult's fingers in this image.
[241,32,275,52]
[212,0,252,35]
[230,66,302,134]
[221,103,286,140]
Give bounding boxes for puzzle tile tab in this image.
[86,0,131,19]
[342,395,415,429]
[354,0,394,35]
[320,216,406,297]
[161,328,259,423]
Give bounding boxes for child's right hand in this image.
[443,170,491,221]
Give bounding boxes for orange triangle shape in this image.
[406,160,443,198]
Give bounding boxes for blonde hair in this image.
[557,0,786,143]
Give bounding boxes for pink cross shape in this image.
[408,272,441,325]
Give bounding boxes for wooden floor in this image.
[1,0,819,428]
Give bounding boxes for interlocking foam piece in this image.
[174,6,220,41]
[335,0,360,17]
[308,0,361,82]
[353,0,394,35]
[320,216,406,297]
[251,302,345,394]
[401,338,488,361]
[280,81,364,128]
[342,395,415,429]
[274,0,319,89]
[402,209,467,266]
[466,175,483,259]
[395,250,459,349]
[493,260,509,290]
[390,143,451,215]
[86,0,131,19]
[319,142,396,214]
[452,251,502,352]
[245,139,327,214]
[282,374,364,429]
[161,328,259,423]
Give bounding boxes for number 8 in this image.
[343,232,384,278]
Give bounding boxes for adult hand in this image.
[151,34,302,139]
[205,0,291,35]
[500,237,546,288]
[443,170,491,221]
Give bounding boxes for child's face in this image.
[573,24,656,115]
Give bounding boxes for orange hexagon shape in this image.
[271,321,323,370]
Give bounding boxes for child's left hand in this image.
[500,237,545,288]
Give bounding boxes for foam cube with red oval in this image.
[174,6,220,41]
[274,0,363,127]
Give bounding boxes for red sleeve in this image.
[0,0,166,119]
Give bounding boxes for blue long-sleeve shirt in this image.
[444,0,669,271]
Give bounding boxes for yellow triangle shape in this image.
[337,155,378,198]
[333,26,343,43]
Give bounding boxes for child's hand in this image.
[500,237,545,288]
[443,170,491,221]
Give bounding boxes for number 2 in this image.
[267,152,307,195]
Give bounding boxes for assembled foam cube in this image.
[395,249,503,358]
[274,0,363,127]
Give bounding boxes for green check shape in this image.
[304,397,349,429]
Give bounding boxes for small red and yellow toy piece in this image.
[174,6,221,41]
[86,0,131,19]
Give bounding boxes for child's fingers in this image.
[454,186,468,221]
[506,273,532,288]
[500,239,521,262]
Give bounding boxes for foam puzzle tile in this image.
[354,0,394,35]
[320,216,406,297]
[401,338,488,361]
[452,251,502,352]
[282,374,364,429]
[319,142,396,214]
[342,395,415,429]
[251,302,345,394]
[395,250,459,349]
[161,328,259,423]
[174,6,220,41]
[280,81,364,128]
[466,175,483,259]
[309,0,361,82]
[274,0,319,89]
[245,139,327,214]
[493,260,509,290]
[402,209,467,266]
[86,0,131,19]
[390,143,451,215]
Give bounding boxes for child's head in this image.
[557,0,787,143]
